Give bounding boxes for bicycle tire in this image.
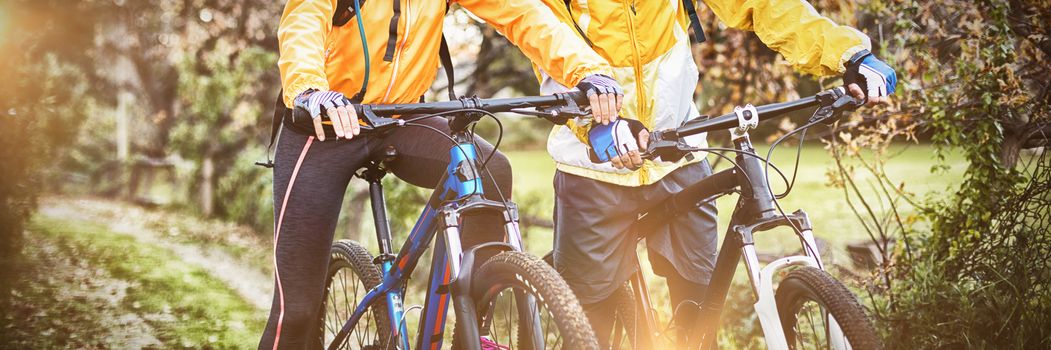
[609,282,638,350]
[775,266,881,350]
[546,250,636,349]
[455,251,600,349]
[318,240,392,349]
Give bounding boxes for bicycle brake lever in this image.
[643,129,693,163]
[355,104,402,131]
[534,93,591,125]
[832,94,862,113]
[808,88,862,125]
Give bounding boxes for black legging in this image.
[258,117,512,350]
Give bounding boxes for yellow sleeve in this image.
[278,0,338,107]
[455,0,613,88]
[703,0,871,76]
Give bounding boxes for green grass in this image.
[508,144,965,255]
[19,216,266,348]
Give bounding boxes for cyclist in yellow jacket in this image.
[262,0,625,348]
[533,0,897,346]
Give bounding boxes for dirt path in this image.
[2,199,270,348]
[37,197,274,309]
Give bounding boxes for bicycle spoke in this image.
[504,290,513,346]
[329,296,341,344]
[796,323,805,350]
[790,300,836,350]
[511,291,518,350]
[819,309,828,348]
[808,303,821,348]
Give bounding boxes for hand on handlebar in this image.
[587,118,650,170]
[576,74,624,125]
[294,89,360,141]
[844,50,897,106]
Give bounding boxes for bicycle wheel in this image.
[545,250,636,349]
[775,267,881,350]
[608,282,637,350]
[462,251,600,349]
[318,240,392,349]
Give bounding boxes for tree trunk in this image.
[343,185,370,243]
[200,155,215,216]
[468,26,498,97]
[116,91,132,199]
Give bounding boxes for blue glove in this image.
[588,118,648,164]
[844,50,897,102]
[576,74,624,125]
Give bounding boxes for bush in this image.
[834,0,1051,347]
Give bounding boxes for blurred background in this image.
[0,0,1048,348]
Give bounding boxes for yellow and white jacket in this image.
[278,0,613,107]
[535,0,871,186]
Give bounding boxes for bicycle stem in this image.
[733,134,779,217]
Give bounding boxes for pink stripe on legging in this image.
[272,136,314,350]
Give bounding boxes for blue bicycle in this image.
[298,92,599,350]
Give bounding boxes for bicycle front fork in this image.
[421,197,528,350]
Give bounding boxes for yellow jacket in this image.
[535,0,870,186]
[278,0,614,107]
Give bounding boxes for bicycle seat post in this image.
[362,160,396,264]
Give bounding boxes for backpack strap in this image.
[439,35,456,101]
[561,0,595,47]
[382,0,401,61]
[682,0,707,43]
[331,0,371,102]
[257,90,289,168]
[332,0,364,27]
[561,0,703,45]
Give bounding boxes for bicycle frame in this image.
[622,132,840,350]
[620,89,857,349]
[282,91,584,350]
[327,129,529,350]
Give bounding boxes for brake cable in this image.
[762,114,837,270]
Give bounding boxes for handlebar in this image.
[642,87,863,161]
[355,91,589,117]
[676,87,858,140]
[290,90,591,134]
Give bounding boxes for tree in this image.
[829,0,1050,347]
[0,0,110,259]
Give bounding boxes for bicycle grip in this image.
[833,94,863,112]
[285,106,319,136]
[563,90,590,107]
[287,99,363,138]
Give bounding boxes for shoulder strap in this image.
[257,90,288,168]
[415,3,456,102]
[332,0,363,27]
[382,0,401,61]
[682,0,707,43]
[439,35,456,101]
[562,0,595,47]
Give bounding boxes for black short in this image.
[551,160,719,305]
